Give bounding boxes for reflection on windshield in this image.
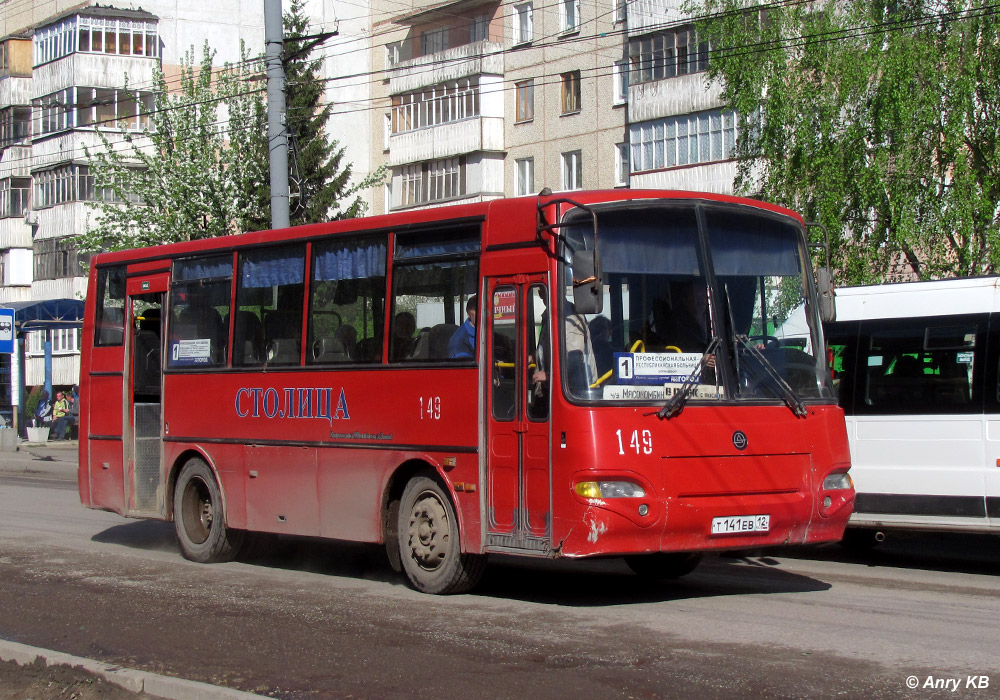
[559,202,832,404]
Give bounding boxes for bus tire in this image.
[173,457,244,563]
[397,475,485,594]
[624,552,702,579]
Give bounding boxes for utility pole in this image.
[264,0,290,229]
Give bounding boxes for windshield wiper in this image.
[735,335,808,418]
[651,336,722,420]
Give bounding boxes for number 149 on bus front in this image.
[616,429,652,455]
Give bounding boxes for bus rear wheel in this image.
[397,475,485,594]
[173,457,244,563]
[624,552,702,579]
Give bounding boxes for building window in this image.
[33,236,90,281]
[398,157,467,208]
[514,3,533,44]
[34,87,154,136]
[470,15,489,42]
[614,0,627,24]
[561,71,581,114]
[35,328,82,355]
[0,178,30,218]
[0,106,31,147]
[559,0,581,33]
[515,80,534,122]
[421,27,447,56]
[516,158,534,196]
[391,77,480,134]
[613,60,628,105]
[628,26,709,85]
[32,165,86,209]
[561,151,582,191]
[616,144,629,187]
[629,109,738,172]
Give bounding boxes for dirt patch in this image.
[0,658,155,700]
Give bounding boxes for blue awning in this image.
[1,299,85,331]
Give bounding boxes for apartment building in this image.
[368,0,735,215]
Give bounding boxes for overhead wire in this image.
[2,1,997,168]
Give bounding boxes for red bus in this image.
[78,190,854,594]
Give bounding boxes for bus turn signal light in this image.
[575,481,646,499]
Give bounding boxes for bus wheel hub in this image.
[408,494,448,569]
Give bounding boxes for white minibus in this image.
[825,277,1000,544]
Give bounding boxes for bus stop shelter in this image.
[0,299,85,434]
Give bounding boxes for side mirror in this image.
[816,267,836,322]
[572,250,602,315]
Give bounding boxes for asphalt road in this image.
[1,444,998,699]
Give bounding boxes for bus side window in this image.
[94,265,126,347]
[234,245,306,367]
[308,236,387,365]
[391,227,480,364]
[527,284,549,421]
[863,320,978,413]
[168,255,232,369]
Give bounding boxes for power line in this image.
[3,1,997,170]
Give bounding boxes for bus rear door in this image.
[485,277,550,552]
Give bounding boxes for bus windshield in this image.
[560,201,833,405]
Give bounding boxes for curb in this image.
[0,639,271,700]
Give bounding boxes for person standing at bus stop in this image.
[448,295,477,359]
[61,388,79,440]
[50,391,70,440]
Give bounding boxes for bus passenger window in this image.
[391,227,480,363]
[168,255,232,368]
[527,285,549,421]
[864,323,977,412]
[308,237,386,365]
[235,245,306,367]
[492,286,517,421]
[94,265,126,346]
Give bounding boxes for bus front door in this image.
[485,278,551,552]
[124,273,167,517]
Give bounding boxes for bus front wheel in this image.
[173,457,244,563]
[624,552,702,579]
[397,475,486,594]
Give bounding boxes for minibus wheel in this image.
[174,457,244,563]
[398,474,486,594]
[624,552,702,579]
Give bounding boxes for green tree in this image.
[695,0,1000,283]
[282,0,383,225]
[80,44,268,252]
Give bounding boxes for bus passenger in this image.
[448,296,477,359]
[589,316,614,376]
[391,312,416,361]
[335,325,357,359]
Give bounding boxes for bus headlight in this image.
[822,472,853,491]
[575,481,646,499]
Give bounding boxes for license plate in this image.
[711,514,770,535]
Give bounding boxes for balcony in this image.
[31,52,156,96]
[389,40,503,95]
[0,74,32,108]
[627,0,686,36]
[388,116,503,166]
[0,216,31,250]
[628,73,722,123]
